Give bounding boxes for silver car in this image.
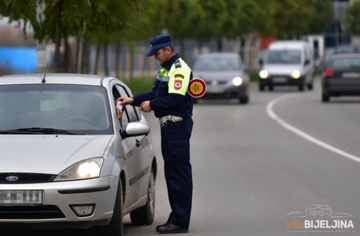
[0,73,157,235]
[192,52,249,104]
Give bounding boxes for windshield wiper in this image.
[1,127,79,135]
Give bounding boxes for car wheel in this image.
[298,84,304,91]
[268,85,273,91]
[307,82,313,90]
[130,168,155,225]
[322,93,330,102]
[239,95,249,104]
[98,178,123,236]
[259,84,265,91]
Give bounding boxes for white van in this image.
[258,41,315,91]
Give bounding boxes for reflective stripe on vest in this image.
[156,68,169,82]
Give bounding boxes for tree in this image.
[345,0,360,35]
[0,0,142,72]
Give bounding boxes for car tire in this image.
[298,84,304,91]
[307,82,313,90]
[259,84,265,91]
[239,95,249,104]
[322,93,330,102]
[268,85,273,91]
[130,168,155,226]
[98,178,123,236]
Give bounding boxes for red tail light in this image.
[325,68,334,77]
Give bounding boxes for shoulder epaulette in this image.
[174,60,182,68]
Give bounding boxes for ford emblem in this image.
[6,176,19,182]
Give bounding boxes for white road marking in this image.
[267,93,360,164]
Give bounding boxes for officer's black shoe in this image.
[156,223,188,234]
[156,222,170,231]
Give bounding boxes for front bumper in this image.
[202,83,248,99]
[259,75,304,86]
[0,175,119,229]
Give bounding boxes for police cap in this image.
[146,34,173,57]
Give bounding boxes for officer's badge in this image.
[175,74,185,79]
[174,60,181,68]
[174,79,182,90]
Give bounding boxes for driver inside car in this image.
[55,92,91,123]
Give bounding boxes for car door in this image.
[113,83,150,203]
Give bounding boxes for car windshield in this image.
[332,58,360,69]
[0,84,113,135]
[193,56,243,71]
[267,50,301,64]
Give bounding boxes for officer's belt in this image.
[159,115,183,125]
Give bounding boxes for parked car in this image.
[192,52,249,104]
[322,53,360,102]
[0,73,157,235]
[258,41,315,91]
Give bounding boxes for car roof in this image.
[333,45,360,54]
[0,73,120,86]
[329,53,360,59]
[196,52,239,58]
[269,41,309,50]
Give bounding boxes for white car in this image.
[258,41,315,91]
[0,73,157,235]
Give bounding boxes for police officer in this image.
[118,34,193,234]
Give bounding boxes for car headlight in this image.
[232,77,243,86]
[292,70,301,79]
[259,70,268,79]
[54,158,104,181]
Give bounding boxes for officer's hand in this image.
[140,101,152,113]
[117,96,134,106]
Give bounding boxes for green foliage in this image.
[120,77,155,95]
[249,70,259,82]
[345,0,360,36]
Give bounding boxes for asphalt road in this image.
[5,79,360,235]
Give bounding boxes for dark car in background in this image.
[322,53,360,102]
[192,52,249,104]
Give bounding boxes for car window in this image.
[332,58,360,69]
[0,84,113,134]
[112,85,129,129]
[193,56,243,71]
[267,50,301,64]
[115,85,140,123]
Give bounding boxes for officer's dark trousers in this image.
[160,117,193,229]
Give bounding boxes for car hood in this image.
[0,135,113,174]
[263,65,303,75]
[193,70,248,82]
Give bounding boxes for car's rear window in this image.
[332,58,360,69]
[0,84,113,135]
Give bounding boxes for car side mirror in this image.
[304,59,310,66]
[120,122,150,139]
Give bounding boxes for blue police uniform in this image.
[132,34,194,230]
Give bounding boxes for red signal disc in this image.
[188,78,207,98]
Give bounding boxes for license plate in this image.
[206,86,224,93]
[273,77,287,82]
[0,190,43,205]
[343,73,360,78]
